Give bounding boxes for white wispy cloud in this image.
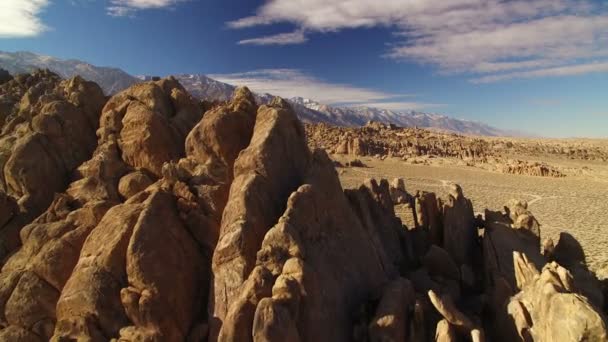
[208,69,435,109]
[238,30,307,46]
[472,61,608,83]
[228,0,608,82]
[108,0,190,17]
[0,0,50,38]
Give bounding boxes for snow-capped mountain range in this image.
[171,74,508,136]
[0,51,139,95]
[0,51,513,136]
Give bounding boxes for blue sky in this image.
[1,0,607,137]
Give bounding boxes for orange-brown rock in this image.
[100,77,202,177]
[0,70,106,260]
[209,97,310,338]
[505,253,608,341]
[500,159,565,178]
[221,149,406,342]
[307,121,608,164]
[482,203,546,291]
[0,75,606,342]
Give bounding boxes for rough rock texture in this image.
[307,121,608,163]
[305,122,606,175]
[209,97,310,338]
[0,70,106,259]
[483,201,545,290]
[308,122,489,160]
[500,159,565,178]
[0,76,606,342]
[99,76,202,177]
[504,254,607,341]
[54,189,206,341]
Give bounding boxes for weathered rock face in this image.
[483,202,545,291]
[217,148,406,342]
[505,254,607,341]
[0,70,106,259]
[0,78,230,341]
[210,97,311,338]
[306,122,490,161]
[54,188,206,341]
[500,159,565,178]
[99,77,203,177]
[305,122,607,176]
[0,75,606,342]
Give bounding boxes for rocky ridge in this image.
[0,51,140,95]
[0,72,605,341]
[305,122,605,177]
[0,69,106,258]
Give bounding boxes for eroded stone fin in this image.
[210,96,311,338]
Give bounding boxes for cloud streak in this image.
[471,61,608,83]
[108,0,190,17]
[228,0,608,82]
[0,0,50,38]
[238,30,307,45]
[208,69,435,110]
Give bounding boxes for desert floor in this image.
[333,154,608,279]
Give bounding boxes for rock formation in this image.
[307,122,490,161]
[499,159,565,177]
[0,73,605,342]
[306,122,608,176]
[0,69,106,259]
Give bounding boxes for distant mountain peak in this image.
[0,50,517,136]
[0,50,139,95]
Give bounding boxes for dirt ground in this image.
[333,154,608,279]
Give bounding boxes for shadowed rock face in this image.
[0,69,11,86]
[0,74,606,342]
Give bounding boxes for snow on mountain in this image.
[0,51,512,136]
[169,75,509,135]
[0,51,139,95]
[172,74,236,102]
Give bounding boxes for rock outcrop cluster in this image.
[307,122,490,161]
[0,70,106,259]
[499,159,565,178]
[306,122,608,177]
[0,72,606,342]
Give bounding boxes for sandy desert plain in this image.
[331,140,608,279]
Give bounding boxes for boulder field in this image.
[0,70,606,341]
